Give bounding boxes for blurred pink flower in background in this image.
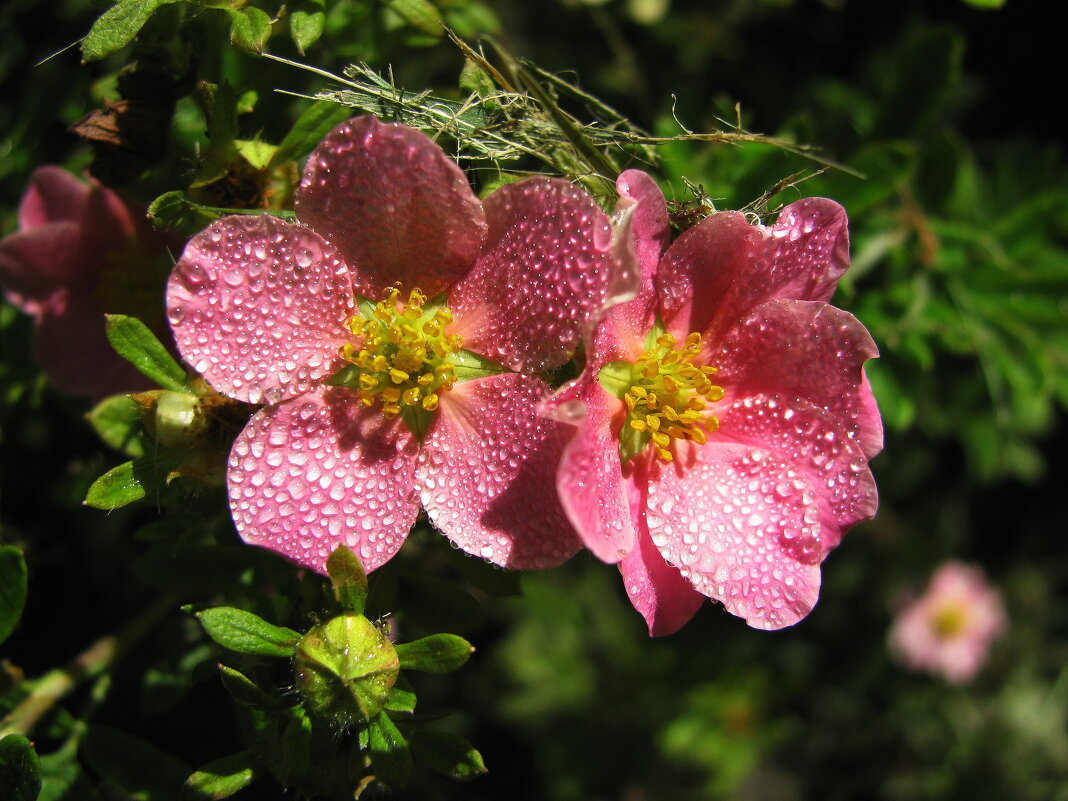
[889,561,1007,683]
[0,166,173,399]
[546,170,882,634]
[166,115,619,575]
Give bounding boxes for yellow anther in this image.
[630,419,648,432]
[421,394,439,411]
[645,415,661,432]
[402,387,421,406]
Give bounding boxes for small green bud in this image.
[293,614,400,727]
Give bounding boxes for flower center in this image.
[339,286,462,418]
[931,602,968,640]
[600,330,723,463]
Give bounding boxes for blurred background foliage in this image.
[1,0,1066,799]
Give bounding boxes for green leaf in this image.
[234,139,277,171]
[84,450,184,510]
[0,547,29,646]
[289,0,325,53]
[105,315,189,392]
[271,101,352,167]
[395,634,474,674]
[409,729,487,781]
[197,607,300,657]
[82,725,189,800]
[384,674,417,713]
[325,546,368,614]
[80,0,182,61]
[177,752,259,801]
[148,191,225,235]
[872,27,963,139]
[0,735,41,801]
[368,713,411,788]
[131,543,254,597]
[226,5,273,53]
[218,665,282,709]
[88,394,146,457]
[960,0,1005,6]
[383,0,444,37]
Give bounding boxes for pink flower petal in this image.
[548,381,637,563]
[658,198,850,339]
[418,372,582,569]
[714,299,883,459]
[620,526,706,636]
[644,441,824,630]
[715,394,878,553]
[295,116,487,298]
[228,387,420,574]
[19,166,90,229]
[449,178,614,373]
[167,215,354,405]
[0,222,88,304]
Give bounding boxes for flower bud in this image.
[293,613,400,726]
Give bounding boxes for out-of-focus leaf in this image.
[270,101,353,167]
[80,0,183,61]
[88,394,146,457]
[197,607,300,657]
[289,0,325,53]
[409,729,487,782]
[0,547,28,646]
[226,6,273,52]
[234,139,277,170]
[132,543,254,597]
[383,0,443,37]
[82,725,189,800]
[177,752,260,801]
[0,734,41,801]
[872,27,963,139]
[396,634,473,674]
[105,315,188,392]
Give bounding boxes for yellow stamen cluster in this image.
[931,603,968,640]
[624,332,724,462]
[340,286,462,418]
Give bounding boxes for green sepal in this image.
[80,0,183,62]
[395,634,474,674]
[218,665,282,709]
[177,752,259,801]
[225,5,273,52]
[84,450,185,510]
[323,364,361,388]
[616,424,649,466]
[271,101,354,167]
[384,674,417,713]
[105,314,189,392]
[368,712,412,788]
[409,729,487,782]
[400,404,433,445]
[451,349,508,383]
[326,546,368,615]
[0,734,41,801]
[88,394,146,457]
[0,547,29,646]
[596,359,634,399]
[196,607,301,658]
[288,0,325,53]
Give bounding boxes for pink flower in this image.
[546,170,882,633]
[166,115,619,574]
[0,167,172,399]
[889,561,1007,684]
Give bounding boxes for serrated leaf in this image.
[105,315,188,392]
[270,101,353,167]
[177,752,259,801]
[82,725,189,800]
[326,546,368,614]
[395,634,473,674]
[383,0,443,37]
[226,5,273,53]
[88,394,146,457]
[0,734,41,801]
[409,729,486,782]
[80,0,182,61]
[368,713,411,788]
[197,607,300,657]
[289,0,325,54]
[84,450,184,510]
[0,547,29,646]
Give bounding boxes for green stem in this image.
[0,594,176,739]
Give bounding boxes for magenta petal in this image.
[549,381,637,563]
[19,167,90,229]
[620,530,706,636]
[166,215,354,405]
[228,387,420,574]
[658,198,850,339]
[715,299,883,459]
[0,222,89,303]
[716,394,878,553]
[418,372,582,569]
[296,116,486,298]
[645,442,824,630]
[450,178,615,373]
